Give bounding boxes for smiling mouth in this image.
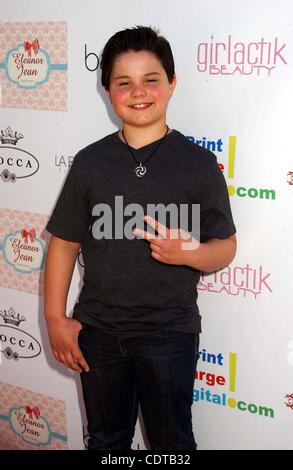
[128,103,153,110]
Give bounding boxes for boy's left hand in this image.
[133,215,199,266]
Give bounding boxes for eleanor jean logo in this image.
[0,401,67,446]
[91,196,200,250]
[196,35,287,76]
[10,405,50,444]
[8,405,59,445]
[1,227,45,273]
[2,39,67,89]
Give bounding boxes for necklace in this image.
[121,125,169,177]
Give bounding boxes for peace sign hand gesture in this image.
[133,215,200,266]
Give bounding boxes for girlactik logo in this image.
[198,263,272,299]
[1,227,45,273]
[196,35,287,76]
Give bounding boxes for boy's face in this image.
[105,50,176,129]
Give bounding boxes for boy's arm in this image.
[45,235,79,320]
[186,235,237,273]
[44,235,89,372]
[133,216,237,273]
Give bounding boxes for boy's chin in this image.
[121,117,167,128]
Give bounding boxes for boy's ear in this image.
[104,87,112,103]
[169,74,177,98]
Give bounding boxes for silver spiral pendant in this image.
[135,163,146,177]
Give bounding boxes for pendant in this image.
[135,163,146,177]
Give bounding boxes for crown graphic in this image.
[0,127,24,145]
[0,307,26,326]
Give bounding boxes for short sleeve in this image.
[199,154,236,243]
[46,153,91,242]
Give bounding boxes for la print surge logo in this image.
[196,35,287,76]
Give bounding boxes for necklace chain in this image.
[121,125,169,177]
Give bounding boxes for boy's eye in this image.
[118,79,158,86]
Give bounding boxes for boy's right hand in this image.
[46,317,90,373]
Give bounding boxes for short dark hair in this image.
[101,25,175,90]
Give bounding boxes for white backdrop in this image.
[0,0,293,450]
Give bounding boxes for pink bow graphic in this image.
[21,228,36,243]
[23,38,40,57]
[25,406,40,419]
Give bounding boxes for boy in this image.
[44,26,236,450]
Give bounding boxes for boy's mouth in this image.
[128,103,153,110]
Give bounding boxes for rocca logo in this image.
[196,35,287,76]
[0,307,41,361]
[187,134,276,200]
[0,127,39,182]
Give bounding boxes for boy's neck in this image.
[120,122,171,149]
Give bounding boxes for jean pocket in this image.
[77,322,87,345]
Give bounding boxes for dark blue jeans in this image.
[78,326,200,450]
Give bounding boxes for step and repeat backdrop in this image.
[0,0,292,450]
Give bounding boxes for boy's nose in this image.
[130,84,147,97]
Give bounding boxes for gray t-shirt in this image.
[46,129,236,336]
